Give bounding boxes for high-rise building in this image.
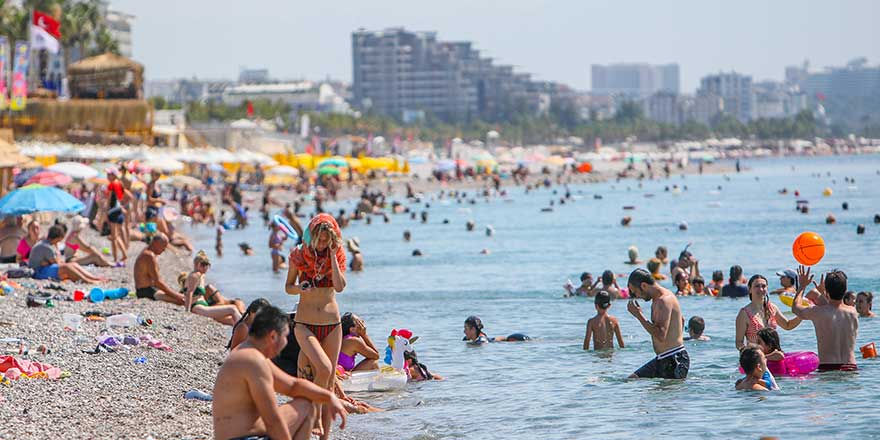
[100,2,134,58]
[239,68,271,85]
[698,72,754,122]
[352,28,558,121]
[591,63,680,99]
[786,58,880,100]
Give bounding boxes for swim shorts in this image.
[34,264,60,281]
[136,286,157,300]
[818,363,858,372]
[228,435,271,440]
[633,346,689,379]
[108,208,125,224]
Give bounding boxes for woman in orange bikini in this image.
[735,274,802,351]
[285,213,347,440]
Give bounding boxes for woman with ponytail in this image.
[226,298,272,350]
[735,274,802,350]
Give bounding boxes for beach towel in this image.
[0,356,62,380]
[289,214,346,282]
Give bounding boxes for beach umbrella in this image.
[159,175,204,189]
[48,162,100,180]
[143,157,185,172]
[24,170,73,187]
[436,160,456,172]
[0,184,85,216]
[317,166,340,176]
[317,157,348,168]
[12,167,44,187]
[266,165,300,176]
[543,156,566,166]
[577,162,593,173]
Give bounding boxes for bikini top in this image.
[743,304,778,342]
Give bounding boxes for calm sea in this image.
[192,154,880,439]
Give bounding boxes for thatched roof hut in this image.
[0,137,39,196]
[68,53,144,99]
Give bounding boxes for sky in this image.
[113,0,879,93]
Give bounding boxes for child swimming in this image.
[583,291,624,350]
[756,328,785,362]
[736,346,778,391]
[684,316,711,341]
[462,316,530,344]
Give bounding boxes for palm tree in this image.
[89,25,119,56]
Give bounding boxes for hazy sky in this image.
[114,0,879,92]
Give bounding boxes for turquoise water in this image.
[194,155,880,439]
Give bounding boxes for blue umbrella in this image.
[13,167,44,188]
[0,184,85,216]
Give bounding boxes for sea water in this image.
[194,155,880,439]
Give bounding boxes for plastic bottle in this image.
[106,313,139,328]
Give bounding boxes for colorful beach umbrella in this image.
[12,168,45,187]
[318,157,348,168]
[266,165,300,176]
[317,166,341,176]
[24,170,73,187]
[0,184,85,216]
[48,162,100,180]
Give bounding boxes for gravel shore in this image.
[0,230,372,440]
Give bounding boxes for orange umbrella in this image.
[577,162,593,173]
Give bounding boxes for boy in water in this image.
[600,270,621,298]
[735,346,776,391]
[856,292,875,318]
[692,276,707,296]
[583,291,624,350]
[684,316,710,341]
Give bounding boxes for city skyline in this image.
[113,0,878,92]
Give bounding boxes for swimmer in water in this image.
[843,291,856,307]
[625,246,643,265]
[238,242,254,256]
[856,291,875,318]
[462,316,530,344]
[684,316,710,341]
[756,328,784,362]
[735,346,776,391]
[564,272,596,297]
[583,291,624,350]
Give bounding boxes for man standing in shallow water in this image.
[792,266,859,371]
[626,268,689,379]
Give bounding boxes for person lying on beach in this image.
[626,269,688,379]
[338,313,380,373]
[133,233,185,305]
[179,251,242,326]
[684,316,710,341]
[28,225,104,283]
[735,346,776,391]
[583,291,625,350]
[462,316,530,344]
[564,272,596,297]
[792,266,859,372]
[213,305,347,440]
[856,292,875,318]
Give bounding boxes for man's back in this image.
[721,283,749,298]
[812,304,859,365]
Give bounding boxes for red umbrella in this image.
[24,170,73,187]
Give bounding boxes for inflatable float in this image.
[739,351,819,377]
[341,329,416,393]
[272,215,299,241]
[779,293,811,307]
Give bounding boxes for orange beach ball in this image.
[792,231,825,266]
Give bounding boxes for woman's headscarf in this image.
[290,214,346,280]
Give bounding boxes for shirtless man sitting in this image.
[133,233,184,305]
[213,305,347,440]
[792,266,859,372]
[626,268,689,379]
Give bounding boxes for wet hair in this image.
[580,272,592,281]
[729,265,743,283]
[757,328,782,353]
[675,272,689,284]
[47,225,65,240]
[679,250,692,261]
[843,291,856,304]
[712,270,724,283]
[226,298,272,349]
[249,305,288,339]
[739,346,763,374]
[688,316,705,336]
[404,350,434,380]
[464,315,484,337]
[857,291,873,303]
[824,270,847,301]
[628,268,655,288]
[341,312,356,335]
[693,276,705,286]
[655,246,667,258]
[601,270,614,285]
[646,258,661,274]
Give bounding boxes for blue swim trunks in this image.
[34,264,60,281]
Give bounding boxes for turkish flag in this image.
[33,11,61,39]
